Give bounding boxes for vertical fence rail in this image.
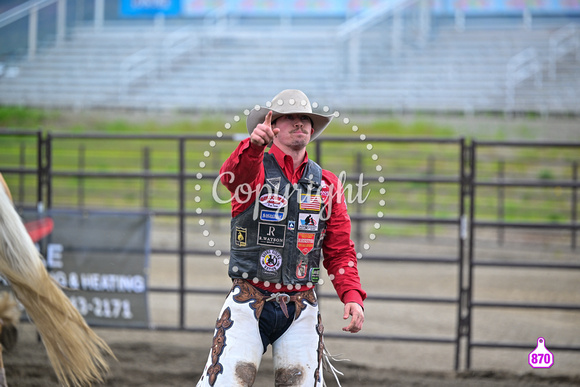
[46,132,53,209]
[178,137,186,329]
[37,130,44,208]
[18,143,26,202]
[454,138,467,370]
[143,147,150,209]
[572,161,578,250]
[465,139,476,370]
[77,144,85,208]
[497,159,504,246]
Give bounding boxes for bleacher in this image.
[0,5,578,115]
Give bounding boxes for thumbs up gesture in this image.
[250,111,280,147]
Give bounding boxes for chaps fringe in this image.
[0,188,114,386]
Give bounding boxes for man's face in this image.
[273,114,314,151]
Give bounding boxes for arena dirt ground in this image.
[5,207,580,387]
[3,323,580,387]
[4,230,580,387]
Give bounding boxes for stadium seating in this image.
[0,15,578,114]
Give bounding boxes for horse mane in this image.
[0,186,114,386]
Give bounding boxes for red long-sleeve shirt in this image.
[220,138,366,307]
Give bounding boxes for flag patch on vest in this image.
[297,232,316,255]
[257,223,286,247]
[235,227,247,247]
[260,249,282,273]
[299,194,321,211]
[298,213,319,231]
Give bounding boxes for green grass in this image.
[0,106,59,127]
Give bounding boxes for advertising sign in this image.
[120,0,181,17]
[22,210,151,328]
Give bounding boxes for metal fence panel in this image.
[2,129,579,371]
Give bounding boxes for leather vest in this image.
[229,153,328,285]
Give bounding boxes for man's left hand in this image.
[342,302,364,333]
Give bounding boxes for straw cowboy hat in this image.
[246,89,334,142]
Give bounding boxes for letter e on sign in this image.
[47,243,64,269]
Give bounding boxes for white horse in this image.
[0,174,114,386]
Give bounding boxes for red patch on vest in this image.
[296,232,315,255]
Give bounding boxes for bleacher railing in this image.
[336,0,431,80]
[549,23,580,80]
[0,0,64,61]
[505,47,542,113]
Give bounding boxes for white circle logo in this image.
[260,249,282,272]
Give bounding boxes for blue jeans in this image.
[258,296,297,353]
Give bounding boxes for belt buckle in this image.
[267,292,292,318]
[266,292,290,304]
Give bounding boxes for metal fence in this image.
[465,140,580,368]
[1,129,579,371]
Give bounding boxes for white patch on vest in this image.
[260,249,282,272]
[259,193,288,209]
[298,213,319,231]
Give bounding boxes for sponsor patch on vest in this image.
[309,267,320,283]
[297,232,316,255]
[296,259,308,279]
[320,181,330,203]
[235,227,247,247]
[260,249,282,273]
[299,194,321,211]
[260,193,288,209]
[260,209,285,222]
[298,213,319,231]
[288,221,295,231]
[257,223,286,247]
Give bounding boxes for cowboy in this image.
[196,90,366,387]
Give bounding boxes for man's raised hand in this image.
[250,111,280,147]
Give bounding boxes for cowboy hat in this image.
[246,89,334,142]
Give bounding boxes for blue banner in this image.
[120,0,181,17]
